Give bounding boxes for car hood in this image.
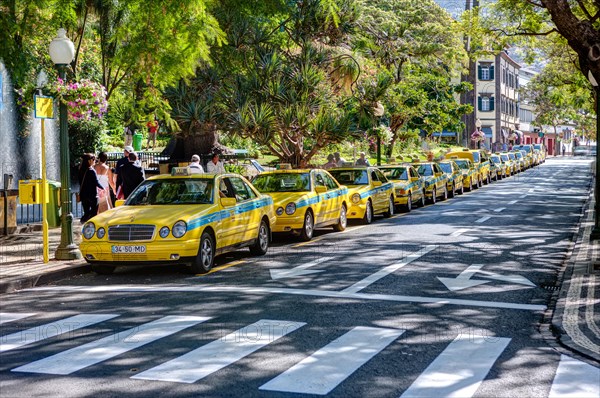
[88,204,214,226]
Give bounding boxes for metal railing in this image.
[17,192,82,226]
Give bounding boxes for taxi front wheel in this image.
[333,204,347,231]
[250,220,270,255]
[192,231,215,274]
[300,210,314,241]
[363,200,373,224]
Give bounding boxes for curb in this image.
[0,263,91,295]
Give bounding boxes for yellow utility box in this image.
[19,180,50,204]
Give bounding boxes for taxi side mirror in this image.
[372,181,382,187]
[315,185,327,194]
[115,199,126,207]
[220,197,237,207]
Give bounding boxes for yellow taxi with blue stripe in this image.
[411,162,449,204]
[379,164,425,212]
[489,154,508,180]
[252,169,348,241]
[80,169,276,275]
[446,149,491,185]
[437,160,465,197]
[450,158,479,190]
[329,167,395,224]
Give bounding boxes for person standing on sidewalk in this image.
[78,153,105,223]
[114,145,134,200]
[120,152,146,199]
[562,144,566,156]
[146,117,158,150]
[94,152,114,213]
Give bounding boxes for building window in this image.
[478,96,494,111]
[478,64,494,81]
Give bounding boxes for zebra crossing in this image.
[1,312,599,397]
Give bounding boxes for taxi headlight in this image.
[276,207,284,216]
[96,227,106,239]
[83,223,96,240]
[396,188,406,195]
[172,221,187,238]
[351,193,361,204]
[159,226,170,238]
[285,203,296,215]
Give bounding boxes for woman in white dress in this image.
[94,152,115,213]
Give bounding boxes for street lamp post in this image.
[589,71,600,240]
[475,118,482,149]
[373,102,385,166]
[49,28,82,260]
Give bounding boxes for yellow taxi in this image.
[328,167,395,224]
[513,144,537,166]
[437,160,465,197]
[411,162,449,204]
[450,158,479,190]
[489,154,508,180]
[80,169,276,275]
[445,149,491,185]
[509,151,525,172]
[379,164,425,212]
[533,143,546,163]
[507,152,522,173]
[251,169,348,241]
[498,152,517,175]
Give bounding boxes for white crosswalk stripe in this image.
[260,326,404,395]
[399,334,511,398]
[548,355,600,398]
[1,314,119,352]
[0,313,36,325]
[12,315,210,375]
[132,319,305,383]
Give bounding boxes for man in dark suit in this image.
[120,152,145,199]
[115,145,134,199]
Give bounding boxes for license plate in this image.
[112,245,146,254]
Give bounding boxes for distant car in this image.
[252,169,348,241]
[80,171,276,275]
[411,162,449,204]
[573,146,592,156]
[498,152,517,175]
[445,149,491,185]
[507,152,522,173]
[489,154,508,180]
[451,158,479,190]
[437,160,465,197]
[379,164,426,212]
[329,167,395,224]
[512,144,537,165]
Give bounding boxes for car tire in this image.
[363,200,373,224]
[478,177,483,188]
[300,210,314,241]
[405,193,412,212]
[442,186,448,201]
[333,204,348,232]
[91,264,115,275]
[459,183,464,195]
[383,196,394,218]
[449,183,455,198]
[249,219,270,255]
[487,173,491,184]
[429,188,437,204]
[191,231,215,274]
[419,193,426,207]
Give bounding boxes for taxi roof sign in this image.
[171,167,191,176]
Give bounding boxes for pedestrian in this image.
[124,125,133,147]
[355,152,370,166]
[206,152,226,174]
[146,118,158,150]
[120,152,145,199]
[114,145,134,200]
[322,154,337,169]
[189,154,204,174]
[562,144,566,156]
[93,152,115,213]
[334,152,346,167]
[78,153,105,223]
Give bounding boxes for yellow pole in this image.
[41,119,49,263]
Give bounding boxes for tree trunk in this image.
[182,124,220,159]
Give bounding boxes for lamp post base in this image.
[55,244,83,260]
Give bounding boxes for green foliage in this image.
[68,118,107,163]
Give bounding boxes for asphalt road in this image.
[1,157,599,398]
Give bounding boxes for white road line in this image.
[475,216,491,223]
[29,285,547,311]
[548,355,600,398]
[0,313,36,325]
[270,257,334,280]
[12,316,209,375]
[342,246,437,294]
[450,229,469,237]
[507,200,518,205]
[260,326,404,395]
[519,195,528,199]
[493,207,506,213]
[133,319,305,383]
[400,335,511,398]
[1,314,119,352]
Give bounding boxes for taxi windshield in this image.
[471,152,481,163]
[508,153,516,160]
[127,179,214,205]
[252,173,311,192]
[438,163,453,174]
[416,165,433,176]
[490,155,501,163]
[329,169,369,185]
[514,152,523,159]
[454,160,470,170]
[382,167,409,180]
[501,154,509,161]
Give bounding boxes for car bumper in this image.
[80,238,200,263]
[347,202,367,219]
[271,213,306,232]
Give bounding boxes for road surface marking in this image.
[519,195,528,199]
[0,313,36,325]
[342,245,437,294]
[270,257,334,280]
[548,355,600,397]
[507,200,518,205]
[260,326,404,395]
[400,335,511,398]
[342,225,367,234]
[132,319,305,383]
[450,229,469,237]
[200,260,246,276]
[475,216,491,223]
[1,314,119,352]
[493,207,506,212]
[293,236,324,248]
[29,285,548,311]
[12,316,210,375]
[438,264,535,292]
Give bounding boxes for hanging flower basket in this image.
[508,132,517,141]
[46,78,108,121]
[471,130,485,142]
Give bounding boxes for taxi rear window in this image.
[253,173,311,192]
[382,167,409,180]
[438,163,452,174]
[127,179,214,205]
[416,165,433,176]
[454,160,470,170]
[329,170,369,185]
